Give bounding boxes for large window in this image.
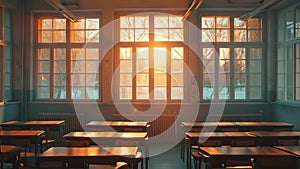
[277,4,300,101]
[117,14,184,101]
[4,9,11,101]
[201,16,263,100]
[35,16,100,100]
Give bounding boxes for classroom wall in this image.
[3,0,288,123]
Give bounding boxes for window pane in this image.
[136,74,148,86]
[154,87,166,100]
[171,74,184,86]
[136,48,149,59]
[135,29,149,41]
[71,74,85,86]
[216,29,229,42]
[249,74,261,86]
[86,61,99,73]
[70,19,85,29]
[250,87,261,99]
[137,87,149,99]
[154,29,168,41]
[171,60,183,73]
[136,60,149,73]
[86,74,99,86]
[169,29,183,41]
[54,19,66,29]
[86,18,99,29]
[154,48,166,72]
[248,30,261,42]
[70,30,85,42]
[49,76,61,89]
[40,31,52,43]
[37,74,50,86]
[154,16,168,28]
[135,16,149,28]
[53,31,66,42]
[234,74,246,86]
[234,48,246,59]
[234,60,246,73]
[169,16,183,28]
[120,87,132,99]
[203,86,214,99]
[203,73,214,86]
[202,17,215,28]
[120,29,134,41]
[72,87,86,99]
[37,87,50,99]
[216,17,229,28]
[120,60,132,73]
[171,87,183,99]
[202,29,215,42]
[219,86,230,99]
[120,74,132,86]
[234,18,246,28]
[120,48,132,59]
[249,60,261,73]
[86,87,98,99]
[54,87,66,99]
[40,18,52,29]
[248,18,261,28]
[154,74,166,86]
[86,48,99,60]
[234,30,247,42]
[86,30,99,42]
[120,17,134,28]
[234,87,246,99]
[38,61,50,73]
[250,48,262,59]
[71,61,86,73]
[171,47,184,59]
[38,48,50,60]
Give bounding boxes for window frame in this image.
[34,12,102,101]
[114,11,189,103]
[199,13,264,101]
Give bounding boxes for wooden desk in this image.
[0,120,65,138]
[64,131,148,169]
[235,122,294,131]
[0,145,20,169]
[275,146,300,156]
[36,147,141,169]
[0,130,45,154]
[86,121,149,132]
[185,132,256,169]
[64,132,147,145]
[199,147,298,169]
[248,131,300,146]
[181,122,238,133]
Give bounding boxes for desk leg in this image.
[186,139,191,169]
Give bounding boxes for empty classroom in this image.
[0,0,300,169]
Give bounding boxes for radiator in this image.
[39,112,85,145]
[113,113,177,143]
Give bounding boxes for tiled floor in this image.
[2,143,191,169]
[147,143,186,169]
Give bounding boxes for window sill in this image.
[272,100,300,108]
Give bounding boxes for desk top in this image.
[248,131,300,138]
[86,121,148,127]
[64,132,148,139]
[0,145,19,153]
[0,120,65,126]
[181,122,237,127]
[275,146,300,156]
[200,147,295,157]
[0,130,45,137]
[235,122,294,127]
[186,132,255,138]
[37,146,138,158]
